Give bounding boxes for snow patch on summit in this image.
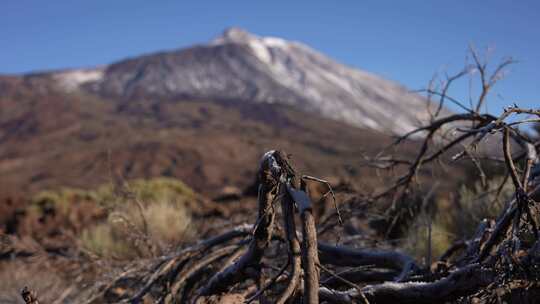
[212,27,295,64]
[92,27,451,135]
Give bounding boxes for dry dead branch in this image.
[76,52,539,302]
[65,127,540,303]
[21,287,40,304]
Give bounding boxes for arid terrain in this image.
[1,29,539,304]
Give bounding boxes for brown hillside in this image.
[0,75,438,199]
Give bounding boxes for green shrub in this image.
[402,176,514,264]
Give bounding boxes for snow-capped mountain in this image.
[0,28,462,198]
[54,27,445,134]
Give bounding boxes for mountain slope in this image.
[53,28,445,135]
[0,28,461,199]
[0,75,436,198]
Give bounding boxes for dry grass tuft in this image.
[81,200,193,259]
[79,178,195,259]
[27,177,196,260]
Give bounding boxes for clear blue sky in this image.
[1,0,538,113]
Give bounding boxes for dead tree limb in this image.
[321,268,400,286]
[245,260,289,303]
[127,224,254,302]
[320,263,493,304]
[169,244,242,303]
[298,181,320,304]
[21,287,40,304]
[276,186,302,304]
[97,138,540,304]
[477,177,540,262]
[197,152,280,297]
[318,243,418,282]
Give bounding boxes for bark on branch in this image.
[197,152,281,297]
[318,242,418,282]
[320,264,493,304]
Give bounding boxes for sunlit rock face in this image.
[58,27,449,135]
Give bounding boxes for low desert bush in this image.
[31,177,196,212]
[403,176,514,263]
[81,199,193,258]
[29,178,196,259]
[449,176,513,238]
[402,212,453,263]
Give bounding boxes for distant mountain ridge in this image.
[48,27,447,135]
[0,28,464,199]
